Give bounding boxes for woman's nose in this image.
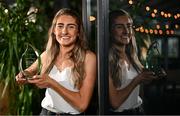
[123,25,129,34]
[62,26,68,34]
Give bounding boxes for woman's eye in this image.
[58,25,64,29]
[116,25,123,29]
[68,25,76,29]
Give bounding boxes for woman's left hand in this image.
[27,74,52,89]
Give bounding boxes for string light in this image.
[140,28,144,33]
[143,5,180,19]
[174,15,178,19]
[149,29,153,34]
[129,4,179,36]
[153,9,157,13]
[170,30,174,34]
[135,28,140,31]
[175,24,179,29]
[168,13,171,17]
[177,13,180,18]
[151,13,156,18]
[159,30,163,35]
[156,24,160,29]
[128,0,133,5]
[161,11,165,16]
[165,24,169,29]
[146,6,150,11]
[154,29,158,34]
[89,16,96,21]
[166,30,170,35]
[145,29,149,33]
[164,13,168,18]
[135,26,177,35]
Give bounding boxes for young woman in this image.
[108,9,156,115]
[16,8,96,115]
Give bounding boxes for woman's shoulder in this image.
[85,50,96,59]
[40,51,49,64]
[40,51,48,59]
[84,50,96,63]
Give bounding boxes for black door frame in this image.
[82,0,109,115]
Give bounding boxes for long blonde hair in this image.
[41,8,88,88]
[109,9,143,88]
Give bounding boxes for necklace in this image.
[55,58,68,71]
[55,56,74,72]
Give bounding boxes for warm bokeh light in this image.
[140,28,144,33]
[177,13,180,17]
[175,24,179,29]
[156,24,160,29]
[146,6,150,11]
[154,29,158,34]
[174,15,178,19]
[159,30,163,35]
[128,0,133,5]
[89,16,96,21]
[140,26,143,30]
[170,30,174,34]
[164,13,168,18]
[151,13,156,18]
[161,11,165,16]
[167,13,171,17]
[165,24,169,29]
[135,28,140,31]
[154,9,157,13]
[149,29,153,34]
[133,4,179,35]
[145,29,149,33]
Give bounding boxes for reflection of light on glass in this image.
[157,39,162,55]
[141,47,147,61]
[145,40,167,78]
[89,16,96,21]
[168,37,179,58]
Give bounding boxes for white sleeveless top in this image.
[41,65,81,114]
[114,61,142,112]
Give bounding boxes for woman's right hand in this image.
[15,71,27,85]
[135,69,157,84]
